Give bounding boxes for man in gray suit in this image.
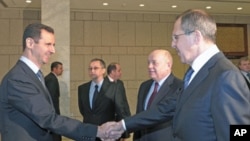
[103,9,250,141]
[133,49,182,141]
[0,23,116,141]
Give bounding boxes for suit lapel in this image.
[142,80,153,110]
[151,74,174,106]
[175,52,223,113]
[18,61,54,105]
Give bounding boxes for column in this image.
[41,0,70,116]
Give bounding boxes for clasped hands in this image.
[97,120,125,141]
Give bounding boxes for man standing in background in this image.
[78,58,131,141]
[133,49,182,141]
[45,61,64,141]
[238,56,250,89]
[106,62,131,140]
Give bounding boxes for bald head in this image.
[148,49,173,81]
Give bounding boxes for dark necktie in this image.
[183,67,194,89]
[92,85,99,109]
[36,70,45,87]
[247,73,250,81]
[147,82,159,109]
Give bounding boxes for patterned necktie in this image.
[36,70,45,87]
[147,82,159,109]
[183,67,194,89]
[92,85,99,109]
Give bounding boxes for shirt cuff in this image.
[121,119,127,130]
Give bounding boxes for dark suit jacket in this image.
[45,72,60,114]
[106,76,131,138]
[78,77,131,126]
[133,74,182,141]
[0,60,97,141]
[124,52,250,141]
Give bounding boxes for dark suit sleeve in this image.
[8,73,97,140]
[114,81,131,138]
[124,89,180,132]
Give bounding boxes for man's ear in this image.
[26,37,35,49]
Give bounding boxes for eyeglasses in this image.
[172,31,194,41]
[88,67,103,71]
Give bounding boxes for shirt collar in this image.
[191,45,220,73]
[19,56,40,74]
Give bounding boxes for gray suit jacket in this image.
[133,74,182,141]
[124,52,250,141]
[0,60,97,141]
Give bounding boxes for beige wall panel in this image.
[144,13,159,22]
[119,22,135,46]
[93,46,110,54]
[110,47,127,55]
[0,19,10,45]
[71,55,84,81]
[102,22,118,46]
[135,55,148,80]
[152,22,168,46]
[127,13,143,21]
[74,46,93,55]
[119,55,136,80]
[0,9,21,19]
[126,88,139,114]
[110,13,126,21]
[136,22,151,46]
[93,12,109,21]
[84,21,101,46]
[160,14,177,22]
[10,20,23,45]
[75,12,92,21]
[102,55,119,65]
[70,21,84,46]
[128,47,144,55]
[23,10,40,20]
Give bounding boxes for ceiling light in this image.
[171,5,177,8]
[206,6,212,9]
[26,0,32,3]
[103,3,109,6]
[139,4,145,7]
[237,7,243,10]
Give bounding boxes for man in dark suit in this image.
[78,58,131,141]
[106,62,131,141]
[238,56,250,89]
[133,49,182,141]
[45,61,63,141]
[103,9,250,141]
[0,23,113,141]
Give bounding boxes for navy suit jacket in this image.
[0,61,97,141]
[124,52,250,141]
[133,74,182,141]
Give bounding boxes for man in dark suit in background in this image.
[78,58,131,141]
[45,61,63,141]
[0,23,113,141]
[103,9,250,141]
[133,49,182,141]
[106,62,131,141]
[238,56,250,89]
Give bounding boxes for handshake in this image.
[97,120,126,141]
